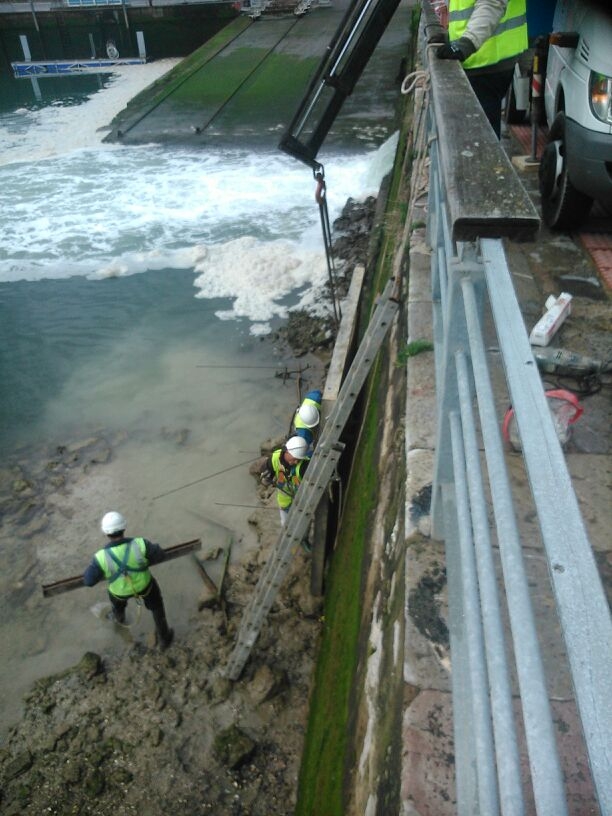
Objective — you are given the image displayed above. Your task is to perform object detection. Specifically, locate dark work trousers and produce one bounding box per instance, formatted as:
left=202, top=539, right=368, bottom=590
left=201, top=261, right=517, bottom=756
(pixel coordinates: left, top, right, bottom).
left=108, top=576, right=165, bottom=618
left=466, top=68, right=514, bottom=139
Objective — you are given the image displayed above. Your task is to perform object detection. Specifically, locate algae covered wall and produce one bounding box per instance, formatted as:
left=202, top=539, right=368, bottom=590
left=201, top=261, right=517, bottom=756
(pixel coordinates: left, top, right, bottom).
left=295, top=285, right=409, bottom=815
left=295, top=30, right=423, bottom=811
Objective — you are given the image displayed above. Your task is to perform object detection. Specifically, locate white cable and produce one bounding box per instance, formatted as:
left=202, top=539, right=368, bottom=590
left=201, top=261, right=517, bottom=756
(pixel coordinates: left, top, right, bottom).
left=400, top=68, right=428, bottom=96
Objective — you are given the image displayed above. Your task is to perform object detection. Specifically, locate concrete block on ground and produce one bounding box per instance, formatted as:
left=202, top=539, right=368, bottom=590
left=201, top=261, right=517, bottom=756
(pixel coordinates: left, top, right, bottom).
left=405, top=448, right=433, bottom=540
left=400, top=688, right=455, bottom=816
left=408, top=246, right=432, bottom=306
left=405, top=354, right=436, bottom=451
left=403, top=535, right=450, bottom=693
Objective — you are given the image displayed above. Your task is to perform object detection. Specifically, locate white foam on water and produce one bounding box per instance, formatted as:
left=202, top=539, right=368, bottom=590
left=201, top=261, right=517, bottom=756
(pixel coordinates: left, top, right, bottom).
left=0, top=59, right=180, bottom=166
left=0, top=57, right=398, bottom=330
left=90, top=601, right=112, bottom=620
left=193, top=237, right=324, bottom=318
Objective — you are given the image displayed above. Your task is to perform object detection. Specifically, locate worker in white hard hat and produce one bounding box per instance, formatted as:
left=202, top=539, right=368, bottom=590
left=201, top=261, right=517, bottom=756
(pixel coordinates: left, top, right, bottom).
left=83, top=511, right=174, bottom=649
left=260, top=436, right=310, bottom=526
left=291, top=389, right=322, bottom=449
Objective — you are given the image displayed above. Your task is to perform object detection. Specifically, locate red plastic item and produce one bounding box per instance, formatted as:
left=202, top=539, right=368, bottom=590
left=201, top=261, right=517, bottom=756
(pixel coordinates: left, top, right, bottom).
left=502, top=389, right=583, bottom=451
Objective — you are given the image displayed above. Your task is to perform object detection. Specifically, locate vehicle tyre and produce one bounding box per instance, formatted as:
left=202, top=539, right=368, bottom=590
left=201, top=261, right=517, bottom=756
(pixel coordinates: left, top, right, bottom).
left=538, top=112, right=593, bottom=230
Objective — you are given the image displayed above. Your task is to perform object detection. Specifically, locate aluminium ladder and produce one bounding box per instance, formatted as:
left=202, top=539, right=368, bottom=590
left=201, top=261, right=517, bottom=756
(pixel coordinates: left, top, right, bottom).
left=224, top=276, right=400, bottom=680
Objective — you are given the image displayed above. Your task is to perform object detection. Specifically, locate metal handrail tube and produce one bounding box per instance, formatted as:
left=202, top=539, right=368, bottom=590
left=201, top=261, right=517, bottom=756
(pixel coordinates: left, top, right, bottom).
left=449, top=410, right=502, bottom=816
left=454, top=351, right=525, bottom=816
left=442, top=479, right=480, bottom=812
left=459, top=285, right=567, bottom=816
left=421, top=4, right=611, bottom=810
left=480, top=238, right=612, bottom=814
left=430, top=264, right=464, bottom=539
left=427, top=132, right=439, bottom=246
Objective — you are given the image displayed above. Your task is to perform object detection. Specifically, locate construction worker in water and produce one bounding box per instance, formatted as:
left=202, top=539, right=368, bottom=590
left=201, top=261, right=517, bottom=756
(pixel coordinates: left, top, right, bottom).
left=83, top=511, right=174, bottom=649
left=260, top=436, right=310, bottom=526
left=291, top=389, right=322, bottom=450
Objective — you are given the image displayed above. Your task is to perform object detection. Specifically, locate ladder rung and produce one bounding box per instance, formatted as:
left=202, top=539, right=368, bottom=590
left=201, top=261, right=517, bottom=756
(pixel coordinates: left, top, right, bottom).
left=224, top=279, right=400, bottom=680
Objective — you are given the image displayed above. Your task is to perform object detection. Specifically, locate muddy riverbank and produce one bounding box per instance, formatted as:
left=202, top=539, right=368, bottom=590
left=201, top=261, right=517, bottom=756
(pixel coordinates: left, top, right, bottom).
left=0, top=521, right=321, bottom=816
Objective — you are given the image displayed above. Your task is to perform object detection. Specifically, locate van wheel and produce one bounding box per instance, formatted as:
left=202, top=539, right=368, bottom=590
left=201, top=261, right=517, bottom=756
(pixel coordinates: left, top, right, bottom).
left=538, top=112, right=593, bottom=230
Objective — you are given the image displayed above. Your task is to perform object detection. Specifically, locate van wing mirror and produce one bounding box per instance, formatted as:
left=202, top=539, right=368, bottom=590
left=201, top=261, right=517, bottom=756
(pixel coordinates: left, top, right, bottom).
left=549, top=31, right=580, bottom=48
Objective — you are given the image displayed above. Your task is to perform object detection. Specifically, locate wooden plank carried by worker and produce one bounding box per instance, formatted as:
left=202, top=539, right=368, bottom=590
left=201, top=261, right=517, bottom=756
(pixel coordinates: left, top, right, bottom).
left=41, top=538, right=202, bottom=598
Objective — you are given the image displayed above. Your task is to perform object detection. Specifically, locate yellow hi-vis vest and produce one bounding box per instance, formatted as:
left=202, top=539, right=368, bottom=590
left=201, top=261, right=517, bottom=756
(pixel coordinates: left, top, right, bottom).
left=94, top=537, right=151, bottom=597
left=449, top=0, right=527, bottom=70
left=271, top=449, right=308, bottom=509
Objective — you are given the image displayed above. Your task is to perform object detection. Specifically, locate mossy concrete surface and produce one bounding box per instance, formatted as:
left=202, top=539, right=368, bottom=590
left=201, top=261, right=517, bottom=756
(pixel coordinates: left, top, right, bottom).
left=105, top=5, right=351, bottom=147
left=294, top=46, right=416, bottom=814
left=105, top=16, right=252, bottom=142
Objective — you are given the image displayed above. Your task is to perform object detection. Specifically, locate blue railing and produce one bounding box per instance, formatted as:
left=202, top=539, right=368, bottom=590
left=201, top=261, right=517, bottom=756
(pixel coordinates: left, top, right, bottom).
left=420, top=3, right=612, bottom=814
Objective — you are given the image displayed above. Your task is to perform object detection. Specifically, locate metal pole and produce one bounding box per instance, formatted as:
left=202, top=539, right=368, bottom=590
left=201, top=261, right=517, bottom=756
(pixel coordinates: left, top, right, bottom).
left=29, top=1, right=40, bottom=33
left=529, top=52, right=541, bottom=162
left=19, top=34, right=32, bottom=61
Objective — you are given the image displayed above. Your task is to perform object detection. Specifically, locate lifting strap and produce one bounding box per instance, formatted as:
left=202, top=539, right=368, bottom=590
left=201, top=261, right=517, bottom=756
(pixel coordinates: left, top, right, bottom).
left=106, top=540, right=148, bottom=586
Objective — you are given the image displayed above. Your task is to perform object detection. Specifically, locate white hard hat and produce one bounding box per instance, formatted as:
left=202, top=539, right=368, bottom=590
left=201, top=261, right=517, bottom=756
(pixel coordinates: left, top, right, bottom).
left=297, top=403, right=320, bottom=428
left=101, top=511, right=127, bottom=535
left=285, top=436, right=309, bottom=459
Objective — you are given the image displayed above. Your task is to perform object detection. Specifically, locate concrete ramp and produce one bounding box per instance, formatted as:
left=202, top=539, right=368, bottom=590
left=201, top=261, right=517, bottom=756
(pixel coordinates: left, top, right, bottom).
left=105, top=7, right=352, bottom=147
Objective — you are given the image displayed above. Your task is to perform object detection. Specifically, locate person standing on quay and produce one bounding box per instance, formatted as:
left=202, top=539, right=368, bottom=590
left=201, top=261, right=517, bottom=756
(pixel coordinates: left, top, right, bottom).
left=434, top=0, right=528, bottom=138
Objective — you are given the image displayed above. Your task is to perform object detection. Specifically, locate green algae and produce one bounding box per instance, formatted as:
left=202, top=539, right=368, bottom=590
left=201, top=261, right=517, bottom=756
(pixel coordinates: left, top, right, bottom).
left=294, top=38, right=416, bottom=813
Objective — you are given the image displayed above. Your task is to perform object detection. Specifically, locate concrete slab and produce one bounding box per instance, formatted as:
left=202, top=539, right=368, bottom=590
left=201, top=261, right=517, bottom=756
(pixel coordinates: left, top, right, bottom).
left=403, top=535, right=450, bottom=693
left=405, top=230, right=436, bottom=453
left=405, top=449, right=434, bottom=540
left=400, top=689, right=455, bottom=816
left=405, top=356, right=436, bottom=452
left=511, top=154, right=540, bottom=172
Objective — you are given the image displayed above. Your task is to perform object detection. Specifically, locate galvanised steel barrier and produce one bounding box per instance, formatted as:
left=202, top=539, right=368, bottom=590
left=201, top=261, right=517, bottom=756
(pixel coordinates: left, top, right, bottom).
left=420, top=4, right=612, bottom=815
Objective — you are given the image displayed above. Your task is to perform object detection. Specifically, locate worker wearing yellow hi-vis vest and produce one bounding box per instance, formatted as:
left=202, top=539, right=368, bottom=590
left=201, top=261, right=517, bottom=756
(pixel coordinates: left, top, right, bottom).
left=83, top=511, right=174, bottom=649
left=260, top=436, right=310, bottom=527
left=432, top=0, right=527, bottom=138
left=291, top=388, right=322, bottom=450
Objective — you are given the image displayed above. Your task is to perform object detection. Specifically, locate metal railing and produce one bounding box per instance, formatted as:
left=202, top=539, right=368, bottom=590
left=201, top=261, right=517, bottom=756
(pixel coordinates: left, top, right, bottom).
left=420, top=4, right=612, bottom=815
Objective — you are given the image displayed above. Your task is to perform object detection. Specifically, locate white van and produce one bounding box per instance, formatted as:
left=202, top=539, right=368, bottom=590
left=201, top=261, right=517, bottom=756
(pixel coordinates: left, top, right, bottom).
left=538, top=0, right=612, bottom=229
